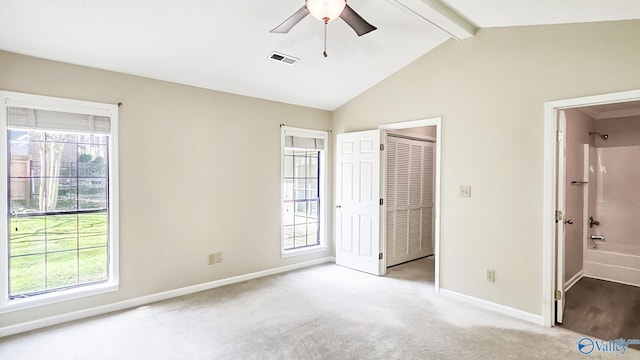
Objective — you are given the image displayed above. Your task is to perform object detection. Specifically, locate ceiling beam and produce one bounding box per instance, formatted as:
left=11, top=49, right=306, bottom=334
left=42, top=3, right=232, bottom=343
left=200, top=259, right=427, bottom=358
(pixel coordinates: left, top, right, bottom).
left=390, top=0, right=476, bottom=40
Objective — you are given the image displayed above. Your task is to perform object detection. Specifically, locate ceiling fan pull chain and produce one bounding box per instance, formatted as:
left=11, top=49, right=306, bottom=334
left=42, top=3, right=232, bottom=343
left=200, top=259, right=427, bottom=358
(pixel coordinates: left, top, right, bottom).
left=323, top=18, right=328, bottom=57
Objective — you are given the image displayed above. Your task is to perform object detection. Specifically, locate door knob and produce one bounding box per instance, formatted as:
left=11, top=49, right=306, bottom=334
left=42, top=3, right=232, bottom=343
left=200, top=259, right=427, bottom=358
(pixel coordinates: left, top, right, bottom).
left=564, top=219, right=573, bottom=225
left=336, top=205, right=341, bottom=209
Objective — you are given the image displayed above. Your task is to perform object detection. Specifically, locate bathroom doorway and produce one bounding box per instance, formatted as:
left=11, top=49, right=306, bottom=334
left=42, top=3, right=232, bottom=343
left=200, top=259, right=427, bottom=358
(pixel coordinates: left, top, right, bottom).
left=543, top=90, right=640, bottom=344
left=559, top=103, right=640, bottom=346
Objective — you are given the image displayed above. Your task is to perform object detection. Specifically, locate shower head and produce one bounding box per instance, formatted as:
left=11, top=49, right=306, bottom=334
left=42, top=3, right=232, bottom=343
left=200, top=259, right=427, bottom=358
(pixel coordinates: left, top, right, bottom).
left=589, top=131, right=609, bottom=141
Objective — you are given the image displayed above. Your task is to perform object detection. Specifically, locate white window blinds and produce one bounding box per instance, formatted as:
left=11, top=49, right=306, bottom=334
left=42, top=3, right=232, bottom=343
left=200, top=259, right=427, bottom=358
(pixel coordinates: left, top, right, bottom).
left=7, top=107, right=111, bottom=134
left=284, top=135, right=325, bottom=150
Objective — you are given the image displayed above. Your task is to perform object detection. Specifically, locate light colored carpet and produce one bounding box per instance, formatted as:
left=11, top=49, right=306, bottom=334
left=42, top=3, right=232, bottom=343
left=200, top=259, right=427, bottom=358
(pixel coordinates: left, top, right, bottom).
left=1, top=257, right=638, bottom=359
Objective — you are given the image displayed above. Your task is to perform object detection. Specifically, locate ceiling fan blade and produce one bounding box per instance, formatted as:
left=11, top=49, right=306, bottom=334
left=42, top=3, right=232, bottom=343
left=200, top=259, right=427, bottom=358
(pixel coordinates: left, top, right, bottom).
left=339, top=4, right=377, bottom=36
left=270, top=6, right=310, bottom=33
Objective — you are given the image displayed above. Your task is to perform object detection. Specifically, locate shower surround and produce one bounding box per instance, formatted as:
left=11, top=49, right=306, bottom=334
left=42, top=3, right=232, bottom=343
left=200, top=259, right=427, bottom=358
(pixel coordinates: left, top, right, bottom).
left=584, top=145, right=640, bottom=287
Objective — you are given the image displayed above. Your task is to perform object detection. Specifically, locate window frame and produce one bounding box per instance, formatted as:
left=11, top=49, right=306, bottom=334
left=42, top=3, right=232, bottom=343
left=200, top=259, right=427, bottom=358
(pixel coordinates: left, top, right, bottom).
left=280, top=126, right=328, bottom=258
left=0, top=91, right=119, bottom=313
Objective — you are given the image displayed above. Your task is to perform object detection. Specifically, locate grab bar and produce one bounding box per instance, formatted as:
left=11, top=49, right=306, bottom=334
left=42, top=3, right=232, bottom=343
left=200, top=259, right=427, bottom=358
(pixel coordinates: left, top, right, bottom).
left=590, top=235, right=605, bottom=241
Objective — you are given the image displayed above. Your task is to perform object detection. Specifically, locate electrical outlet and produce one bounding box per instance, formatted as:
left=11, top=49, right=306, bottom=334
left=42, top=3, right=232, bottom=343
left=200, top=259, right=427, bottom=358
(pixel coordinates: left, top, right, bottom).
left=486, top=269, right=496, bottom=282
left=208, top=252, right=223, bottom=265
left=459, top=185, right=471, bottom=198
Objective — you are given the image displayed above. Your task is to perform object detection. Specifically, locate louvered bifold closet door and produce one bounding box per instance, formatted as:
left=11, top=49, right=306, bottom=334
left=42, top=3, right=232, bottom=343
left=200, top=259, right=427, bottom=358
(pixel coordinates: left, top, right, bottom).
left=394, top=140, right=410, bottom=264
left=421, top=144, right=435, bottom=256
left=386, top=140, right=396, bottom=259
left=407, top=143, right=422, bottom=263
left=386, top=136, right=434, bottom=267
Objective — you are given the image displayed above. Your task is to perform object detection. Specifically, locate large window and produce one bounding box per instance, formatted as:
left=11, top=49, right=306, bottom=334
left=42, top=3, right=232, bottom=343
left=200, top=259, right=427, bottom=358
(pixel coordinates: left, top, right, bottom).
left=0, top=91, right=118, bottom=311
left=281, top=126, right=327, bottom=256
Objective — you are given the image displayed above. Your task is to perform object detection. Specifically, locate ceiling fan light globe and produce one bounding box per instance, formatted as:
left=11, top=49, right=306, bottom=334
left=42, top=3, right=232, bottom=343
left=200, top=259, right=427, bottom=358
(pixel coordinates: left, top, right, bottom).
left=306, top=0, right=346, bottom=23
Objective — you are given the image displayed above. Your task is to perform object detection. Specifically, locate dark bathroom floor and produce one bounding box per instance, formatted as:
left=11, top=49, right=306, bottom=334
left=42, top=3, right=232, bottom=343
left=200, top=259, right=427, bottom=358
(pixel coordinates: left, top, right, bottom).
left=559, top=277, right=640, bottom=349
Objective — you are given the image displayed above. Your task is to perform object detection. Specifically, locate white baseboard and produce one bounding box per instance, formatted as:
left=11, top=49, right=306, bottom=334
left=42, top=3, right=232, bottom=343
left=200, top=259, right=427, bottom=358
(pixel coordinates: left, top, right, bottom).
left=439, top=289, right=544, bottom=326
left=564, top=270, right=584, bottom=292
left=584, top=261, right=640, bottom=288
left=583, top=274, right=640, bottom=288
left=0, top=256, right=335, bottom=338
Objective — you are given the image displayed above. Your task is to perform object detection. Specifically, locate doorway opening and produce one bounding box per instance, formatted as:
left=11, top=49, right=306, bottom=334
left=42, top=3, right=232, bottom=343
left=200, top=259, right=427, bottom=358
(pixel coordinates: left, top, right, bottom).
left=543, top=90, right=640, bottom=332
left=333, top=118, right=441, bottom=292
left=556, top=103, right=640, bottom=346
left=380, top=118, right=441, bottom=292
left=384, top=127, right=436, bottom=282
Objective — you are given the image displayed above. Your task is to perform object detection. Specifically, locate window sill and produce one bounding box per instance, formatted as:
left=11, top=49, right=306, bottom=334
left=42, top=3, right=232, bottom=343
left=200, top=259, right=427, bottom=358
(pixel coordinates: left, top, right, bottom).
left=0, top=281, right=119, bottom=314
left=281, top=245, right=328, bottom=259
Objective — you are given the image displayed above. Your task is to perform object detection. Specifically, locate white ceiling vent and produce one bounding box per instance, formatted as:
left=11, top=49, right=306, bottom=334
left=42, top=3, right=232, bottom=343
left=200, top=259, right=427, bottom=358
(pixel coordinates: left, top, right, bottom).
left=269, top=51, right=299, bottom=65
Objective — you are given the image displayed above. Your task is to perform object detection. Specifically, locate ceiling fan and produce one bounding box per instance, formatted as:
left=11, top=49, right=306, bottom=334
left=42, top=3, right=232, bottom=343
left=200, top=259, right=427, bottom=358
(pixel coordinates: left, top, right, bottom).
left=270, top=0, right=377, bottom=57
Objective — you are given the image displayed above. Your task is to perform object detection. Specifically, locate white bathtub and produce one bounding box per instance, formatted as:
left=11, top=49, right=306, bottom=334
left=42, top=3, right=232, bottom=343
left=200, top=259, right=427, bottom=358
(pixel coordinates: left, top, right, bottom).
left=584, top=242, right=640, bottom=287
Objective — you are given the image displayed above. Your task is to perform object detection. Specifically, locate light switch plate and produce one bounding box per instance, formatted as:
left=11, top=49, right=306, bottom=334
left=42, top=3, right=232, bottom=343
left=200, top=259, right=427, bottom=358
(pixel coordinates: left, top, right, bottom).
left=459, top=185, right=471, bottom=198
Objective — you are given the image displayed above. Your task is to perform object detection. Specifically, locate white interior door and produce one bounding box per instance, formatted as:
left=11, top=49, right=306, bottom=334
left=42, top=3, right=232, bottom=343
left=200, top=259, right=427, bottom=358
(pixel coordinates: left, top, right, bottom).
left=335, top=130, right=383, bottom=275
left=556, top=111, right=567, bottom=323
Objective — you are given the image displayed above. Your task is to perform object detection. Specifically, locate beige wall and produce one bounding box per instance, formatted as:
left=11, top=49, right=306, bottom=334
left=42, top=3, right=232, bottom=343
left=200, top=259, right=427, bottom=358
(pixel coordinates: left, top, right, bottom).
left=333, top=20, right=640, bottom=315
left=563, top=109, right=595, bottom=284
left=0, top=51, right=332, bottom=327
left=594, top=115, right=640, bottom=147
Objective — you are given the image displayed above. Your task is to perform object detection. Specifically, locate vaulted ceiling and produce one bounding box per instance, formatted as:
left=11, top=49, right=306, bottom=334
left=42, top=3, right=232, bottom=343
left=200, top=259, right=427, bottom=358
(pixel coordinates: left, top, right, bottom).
left=1, top=0, right=639, bottom=110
